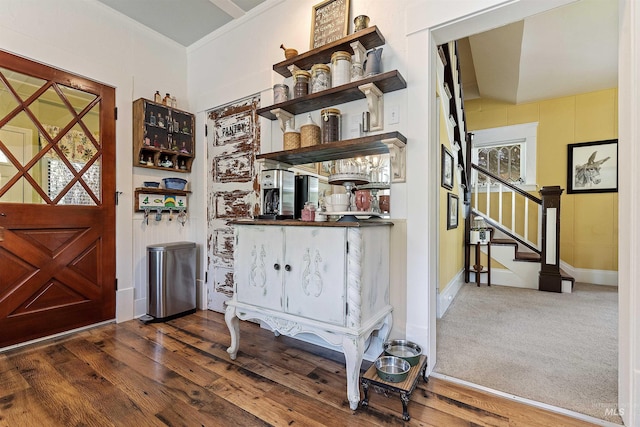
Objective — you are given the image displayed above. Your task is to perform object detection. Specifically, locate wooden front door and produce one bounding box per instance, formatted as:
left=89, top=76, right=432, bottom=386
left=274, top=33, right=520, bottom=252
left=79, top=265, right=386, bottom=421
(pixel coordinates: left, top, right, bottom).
left=0, top=50, right=116, bottom=348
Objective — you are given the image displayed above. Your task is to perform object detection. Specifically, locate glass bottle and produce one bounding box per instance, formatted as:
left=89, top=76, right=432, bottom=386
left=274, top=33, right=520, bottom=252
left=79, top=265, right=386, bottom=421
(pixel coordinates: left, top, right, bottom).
left=163, top=93, right=171, bottom=106
left=171, top=96, right=177, bottom=108
left=157, top=113, right=165, bottom=128
left=154, top=91, right=161, bottom=103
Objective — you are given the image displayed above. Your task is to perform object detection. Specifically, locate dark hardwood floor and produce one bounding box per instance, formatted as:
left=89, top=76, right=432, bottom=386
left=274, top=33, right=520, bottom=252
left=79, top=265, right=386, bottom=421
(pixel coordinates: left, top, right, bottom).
left=0, top=310, right=599, bottom=426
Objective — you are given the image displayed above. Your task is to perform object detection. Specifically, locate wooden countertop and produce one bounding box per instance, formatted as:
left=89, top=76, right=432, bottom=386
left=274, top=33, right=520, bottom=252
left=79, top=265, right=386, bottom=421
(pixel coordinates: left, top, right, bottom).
left=228, top=218, right=394, bottom=227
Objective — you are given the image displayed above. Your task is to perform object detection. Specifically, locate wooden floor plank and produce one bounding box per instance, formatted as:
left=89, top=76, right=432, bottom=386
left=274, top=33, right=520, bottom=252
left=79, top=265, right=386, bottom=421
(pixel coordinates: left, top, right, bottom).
left=0, top=311, right=603, bottom=427
left=12, top=349, right=115, bottom=426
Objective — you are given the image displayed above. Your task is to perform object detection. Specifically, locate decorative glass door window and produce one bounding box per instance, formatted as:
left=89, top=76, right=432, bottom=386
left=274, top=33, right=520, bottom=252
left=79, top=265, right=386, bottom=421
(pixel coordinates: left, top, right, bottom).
left=0, top=67, right=102, bottom=205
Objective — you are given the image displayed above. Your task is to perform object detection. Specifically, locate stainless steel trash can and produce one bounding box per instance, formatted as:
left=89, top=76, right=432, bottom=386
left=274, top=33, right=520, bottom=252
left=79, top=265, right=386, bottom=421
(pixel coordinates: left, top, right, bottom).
left=146, top=241, right=196, bottom=322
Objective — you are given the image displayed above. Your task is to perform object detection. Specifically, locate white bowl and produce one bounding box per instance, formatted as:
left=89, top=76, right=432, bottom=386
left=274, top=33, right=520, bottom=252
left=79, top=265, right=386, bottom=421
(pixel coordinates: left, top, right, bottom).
left=329, top=193, right=349, bottom=205
left=333, top=203, right=349, bottom=212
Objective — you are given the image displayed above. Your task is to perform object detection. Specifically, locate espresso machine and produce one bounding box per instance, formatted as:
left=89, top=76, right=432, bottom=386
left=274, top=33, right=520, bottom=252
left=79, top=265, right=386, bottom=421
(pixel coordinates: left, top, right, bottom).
left=294, top=175, right=319, bottom=219
left=259, top=169, right=294, bottom=219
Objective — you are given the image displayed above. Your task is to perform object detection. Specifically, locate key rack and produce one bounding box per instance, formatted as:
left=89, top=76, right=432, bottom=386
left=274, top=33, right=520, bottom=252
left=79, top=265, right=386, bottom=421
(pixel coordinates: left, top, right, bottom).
left=135, top=188, right=190, bottom=212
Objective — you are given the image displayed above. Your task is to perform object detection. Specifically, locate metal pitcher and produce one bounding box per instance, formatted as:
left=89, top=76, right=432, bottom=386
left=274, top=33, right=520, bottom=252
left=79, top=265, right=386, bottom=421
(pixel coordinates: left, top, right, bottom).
left=363, top=47, right=383, bottom=77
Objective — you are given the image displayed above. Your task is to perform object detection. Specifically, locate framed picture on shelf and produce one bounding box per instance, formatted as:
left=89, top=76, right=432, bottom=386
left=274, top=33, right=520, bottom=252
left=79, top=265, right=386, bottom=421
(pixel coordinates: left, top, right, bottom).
left=441, top=144, right=454, bottom=190
left=567, top=139, right=618, bottom=194
left=310, top=0, right=350, bottom=49
left=447, top=193, right=459, bottom=230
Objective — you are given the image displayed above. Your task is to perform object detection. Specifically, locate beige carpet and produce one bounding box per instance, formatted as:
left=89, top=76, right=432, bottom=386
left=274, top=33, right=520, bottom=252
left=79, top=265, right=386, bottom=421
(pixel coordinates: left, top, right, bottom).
left=435, top=282, right=621, bottom=424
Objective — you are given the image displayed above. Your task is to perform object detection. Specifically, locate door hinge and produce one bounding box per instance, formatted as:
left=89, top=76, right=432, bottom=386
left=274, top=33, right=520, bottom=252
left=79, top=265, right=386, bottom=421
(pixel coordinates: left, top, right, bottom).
left=205, top=271, right=208, bottom=283
left=114, top=107, right=118, bottom=120
left=346, top=241, right=349, bottom=253
left=115, top=191, right=122, bottom=205
left=115, top=278, right=118, bottom=289
left=205, top=124, right=208, bottom=137
left=345, top=302, right=349, bottom=316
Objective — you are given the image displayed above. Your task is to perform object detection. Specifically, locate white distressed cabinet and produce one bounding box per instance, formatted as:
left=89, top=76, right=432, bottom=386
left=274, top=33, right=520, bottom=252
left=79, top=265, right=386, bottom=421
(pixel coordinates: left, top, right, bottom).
left=226, top=221, right=393, bottom=410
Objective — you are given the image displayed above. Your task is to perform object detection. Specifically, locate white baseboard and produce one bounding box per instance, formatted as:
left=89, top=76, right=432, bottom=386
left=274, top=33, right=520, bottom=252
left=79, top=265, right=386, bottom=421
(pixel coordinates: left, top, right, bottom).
left=437, top=269, right=464, bottom=318
left=116, top=287, right=135, bottom=322
left=559, top=261, right=618, bottom=286
left=134, top=298, right=147, bottom=318
left=196, top=279, right=207, bottom=309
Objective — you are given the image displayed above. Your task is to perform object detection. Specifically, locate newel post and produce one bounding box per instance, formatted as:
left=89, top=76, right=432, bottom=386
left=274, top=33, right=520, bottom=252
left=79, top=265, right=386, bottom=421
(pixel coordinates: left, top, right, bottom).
left=538, top=186, right=564, bottom=292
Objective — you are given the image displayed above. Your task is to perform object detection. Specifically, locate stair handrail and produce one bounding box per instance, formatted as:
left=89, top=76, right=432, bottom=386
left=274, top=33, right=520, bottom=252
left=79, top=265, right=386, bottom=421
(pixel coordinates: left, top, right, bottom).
left=470, top=210, right=541, bottom=254
left=471, top=164, right=541, bottom=204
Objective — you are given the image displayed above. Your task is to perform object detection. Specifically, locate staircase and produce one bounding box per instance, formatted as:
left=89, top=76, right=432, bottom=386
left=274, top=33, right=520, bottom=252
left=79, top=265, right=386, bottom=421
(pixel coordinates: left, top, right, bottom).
left=438, top=41, right=574, bottom=293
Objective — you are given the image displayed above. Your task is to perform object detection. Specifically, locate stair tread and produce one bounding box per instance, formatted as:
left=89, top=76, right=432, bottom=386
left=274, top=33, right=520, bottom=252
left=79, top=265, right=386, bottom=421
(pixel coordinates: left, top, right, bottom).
left=491, top=238, right=518, bottom=245
left=560, top=268, right=575, bottom=282
left=515, top=252, right=541, bottom=262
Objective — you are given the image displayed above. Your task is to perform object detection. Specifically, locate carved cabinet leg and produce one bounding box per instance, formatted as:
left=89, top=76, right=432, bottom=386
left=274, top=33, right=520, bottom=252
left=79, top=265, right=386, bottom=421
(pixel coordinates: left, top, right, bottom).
left=225, top=304, right=240, bottom=360
left=342, top=334, right=365, bottom=410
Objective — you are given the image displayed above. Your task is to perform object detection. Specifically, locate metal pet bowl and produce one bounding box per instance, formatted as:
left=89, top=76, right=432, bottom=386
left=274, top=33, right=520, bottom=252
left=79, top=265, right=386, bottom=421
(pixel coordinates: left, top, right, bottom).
left=162, top=177, right=187, bottom=191
left=375, top=356, right=410, bottom=383
left=383, top=339, right=422, bottom=366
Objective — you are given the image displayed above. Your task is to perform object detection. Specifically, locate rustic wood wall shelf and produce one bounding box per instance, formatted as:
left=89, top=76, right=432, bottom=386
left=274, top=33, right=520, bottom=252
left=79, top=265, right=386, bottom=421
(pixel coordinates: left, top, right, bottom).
left=257, top=70, right=406, bottom=121
left=256, top=131, right=406, bottom=165
left=273, top=26, right=385, bottom=77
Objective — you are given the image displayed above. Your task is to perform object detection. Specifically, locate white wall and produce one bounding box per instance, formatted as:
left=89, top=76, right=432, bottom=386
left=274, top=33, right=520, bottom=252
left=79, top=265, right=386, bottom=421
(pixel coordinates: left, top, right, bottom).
left=0, top=0, right=192, bottom=322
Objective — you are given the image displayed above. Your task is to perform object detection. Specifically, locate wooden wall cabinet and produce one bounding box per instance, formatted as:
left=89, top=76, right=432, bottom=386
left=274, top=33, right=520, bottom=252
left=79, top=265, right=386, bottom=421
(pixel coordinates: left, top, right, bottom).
left=133, top=98, right=195, bottom=173
left=226, top=221, right=393, bottom=411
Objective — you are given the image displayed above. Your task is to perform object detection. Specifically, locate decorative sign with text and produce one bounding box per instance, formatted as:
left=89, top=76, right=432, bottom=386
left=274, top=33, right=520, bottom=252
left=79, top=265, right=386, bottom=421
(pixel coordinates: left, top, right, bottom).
left=310, top=0, right=350, bottom=49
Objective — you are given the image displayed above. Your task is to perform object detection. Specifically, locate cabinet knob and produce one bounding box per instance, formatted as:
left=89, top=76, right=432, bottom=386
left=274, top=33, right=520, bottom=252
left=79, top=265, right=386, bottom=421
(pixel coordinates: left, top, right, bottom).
left=274, top=263, right=280, bottom=270
left=284, top=265, right=291, bottom=272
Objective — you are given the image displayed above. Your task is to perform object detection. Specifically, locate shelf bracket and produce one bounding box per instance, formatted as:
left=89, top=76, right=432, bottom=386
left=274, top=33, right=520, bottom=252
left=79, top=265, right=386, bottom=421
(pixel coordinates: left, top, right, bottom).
left=350, top=41, right=367, bottom=65
left=358, top=83, right=384, bottom=131
left=256, top=157, right=293, bottom=171
left=270, top=108, right=294, bottom=132
left=287, top=64, right=301, bottom=76
left=382, top=137, right=406, bottom=183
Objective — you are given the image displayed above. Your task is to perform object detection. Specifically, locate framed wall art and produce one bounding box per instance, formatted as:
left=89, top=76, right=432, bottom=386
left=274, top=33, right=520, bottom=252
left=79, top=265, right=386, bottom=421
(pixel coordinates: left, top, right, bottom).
left=567, top=139, right=618, bottom=194
left=310, top=0, right=350, bottom=49
left=441, top=144, right=454, bottom=190
left=447, top=193, right=459, bottom=230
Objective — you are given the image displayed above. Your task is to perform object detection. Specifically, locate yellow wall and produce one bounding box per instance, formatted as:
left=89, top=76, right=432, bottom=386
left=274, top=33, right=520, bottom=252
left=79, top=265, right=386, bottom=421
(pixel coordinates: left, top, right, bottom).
left=439, top=104, right=466, bottom=292
left=466, top=88, right=618, bottom=271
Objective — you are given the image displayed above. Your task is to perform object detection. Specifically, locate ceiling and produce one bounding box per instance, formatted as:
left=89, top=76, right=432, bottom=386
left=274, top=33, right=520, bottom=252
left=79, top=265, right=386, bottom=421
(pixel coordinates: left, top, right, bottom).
left=96, top=0, right=618, bottom=105
left=96, top=0, right=267, bottom=46
left=458, top=0, right=618, bottom=104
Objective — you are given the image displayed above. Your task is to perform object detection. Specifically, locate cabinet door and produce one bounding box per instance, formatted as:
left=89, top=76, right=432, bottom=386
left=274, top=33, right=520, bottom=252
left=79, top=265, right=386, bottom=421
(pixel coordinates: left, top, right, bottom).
left=284, top=227, right=347, bottom=325
left=235, top=226, right=284, bottom=311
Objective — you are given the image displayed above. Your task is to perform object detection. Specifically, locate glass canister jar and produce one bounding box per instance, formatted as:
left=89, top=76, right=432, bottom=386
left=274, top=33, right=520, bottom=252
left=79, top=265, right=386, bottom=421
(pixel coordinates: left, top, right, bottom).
left=293, top=70, right=311, bottom=98
left=331, top=51, right=352, bottom=87
left=301, top=202, right=316, bottom=221
left=310, top=64, right=331, bottom=93
left=273, top=83, right=289, bottom=103
left=320, top=108, right=341, bottom=143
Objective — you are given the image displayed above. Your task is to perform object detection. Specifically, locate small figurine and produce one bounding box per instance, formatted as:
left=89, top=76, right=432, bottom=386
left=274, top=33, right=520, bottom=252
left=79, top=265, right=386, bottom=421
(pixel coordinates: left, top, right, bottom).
left=159, top=156, right=173, bottom=168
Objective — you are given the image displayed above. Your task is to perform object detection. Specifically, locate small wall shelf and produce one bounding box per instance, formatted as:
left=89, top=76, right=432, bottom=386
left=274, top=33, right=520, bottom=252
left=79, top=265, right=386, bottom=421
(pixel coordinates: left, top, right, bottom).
left=135, top=187, right=190, bottom=212
left=133, top=98, right=195, bottom=173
